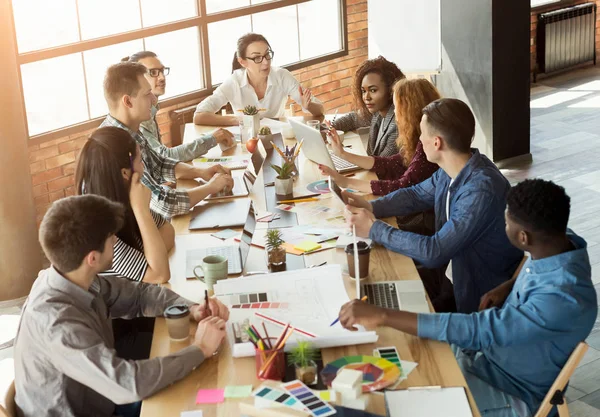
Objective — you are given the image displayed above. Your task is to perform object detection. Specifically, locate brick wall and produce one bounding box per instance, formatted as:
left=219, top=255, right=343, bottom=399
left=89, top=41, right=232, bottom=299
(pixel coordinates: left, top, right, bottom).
left=27, top=0, right=368, bottom=225
left=530, top=0, right=600, bottom=77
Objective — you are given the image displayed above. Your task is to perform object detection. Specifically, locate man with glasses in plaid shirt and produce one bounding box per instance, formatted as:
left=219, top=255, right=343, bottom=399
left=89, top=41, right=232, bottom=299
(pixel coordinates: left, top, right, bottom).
left=100, top=62, right=233, bottom=219
left=122, top=51, right=235, bottom=162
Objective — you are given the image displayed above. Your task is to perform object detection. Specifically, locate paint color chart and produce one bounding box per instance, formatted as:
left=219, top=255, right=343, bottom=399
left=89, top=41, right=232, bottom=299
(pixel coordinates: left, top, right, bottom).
left=281, top=380, right=337, bottom=417
left=252, top=386, right=305, bottom=411
left=226, top=292, right=291, bottom=310
left=374, top=346, right=402, bottom=368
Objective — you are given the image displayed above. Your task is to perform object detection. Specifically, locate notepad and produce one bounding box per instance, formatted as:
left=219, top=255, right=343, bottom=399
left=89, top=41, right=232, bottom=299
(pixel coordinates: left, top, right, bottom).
left=180, top=411, right=203, bottom=417
left=224, top=385, right=253, bottom=398
left=293, top=240, right=322, bottom=252
left=385, top=387, right=474, bottom=417
left=195, top=389, right=224, bottom=404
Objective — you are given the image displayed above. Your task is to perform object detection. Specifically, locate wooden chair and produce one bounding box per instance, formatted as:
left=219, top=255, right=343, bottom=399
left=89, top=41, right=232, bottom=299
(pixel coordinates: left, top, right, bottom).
left=534, top=342, right=589, bottom=417
left=0, top=380, right=15, bottom=417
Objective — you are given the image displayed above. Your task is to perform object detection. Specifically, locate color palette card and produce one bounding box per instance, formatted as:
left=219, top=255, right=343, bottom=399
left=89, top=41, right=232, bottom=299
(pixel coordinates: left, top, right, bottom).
left=195, top=389, right=224, bottom=404
left=281, top=380, right=337, bottom=417
left=252, top=386, right=306, bottom=411
left=373, top=346, right=402, bottom=369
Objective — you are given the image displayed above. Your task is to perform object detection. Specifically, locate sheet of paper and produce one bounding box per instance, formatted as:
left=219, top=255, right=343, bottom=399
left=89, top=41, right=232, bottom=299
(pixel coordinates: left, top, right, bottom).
left=195, top=389, right=225, bottom=404
left=336, top=234, right=372, bottom=249
left=214, top=265, right=378, bottom=357
left=385, top=387, right=474, bottom=417
left=224, top=385, right=253, bottom=398
left=180, top=411, right=203, bottom=417
left=211, top=229, right=239, bottom=240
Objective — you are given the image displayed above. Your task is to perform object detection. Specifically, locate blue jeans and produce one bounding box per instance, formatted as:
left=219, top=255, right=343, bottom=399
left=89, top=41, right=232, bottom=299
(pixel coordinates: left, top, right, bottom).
left=114, top=401, right=142, bottom=417
left=453, top=346, right=531, bottom=417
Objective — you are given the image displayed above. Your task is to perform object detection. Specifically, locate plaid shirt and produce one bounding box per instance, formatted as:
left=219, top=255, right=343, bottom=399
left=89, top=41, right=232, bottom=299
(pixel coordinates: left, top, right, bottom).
left=101, top=115, right=191, bottom=218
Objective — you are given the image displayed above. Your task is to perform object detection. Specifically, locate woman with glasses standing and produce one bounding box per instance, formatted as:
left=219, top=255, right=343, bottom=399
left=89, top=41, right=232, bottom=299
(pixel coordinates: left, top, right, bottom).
left=194, top=33, right=324, bottom=126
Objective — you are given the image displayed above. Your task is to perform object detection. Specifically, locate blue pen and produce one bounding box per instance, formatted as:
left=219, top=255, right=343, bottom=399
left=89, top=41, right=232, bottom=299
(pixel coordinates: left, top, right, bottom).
left=330, top=295, right=368, bottom=327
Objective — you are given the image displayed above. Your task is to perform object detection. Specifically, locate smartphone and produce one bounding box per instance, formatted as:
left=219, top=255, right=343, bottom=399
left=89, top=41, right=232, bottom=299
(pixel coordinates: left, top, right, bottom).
left=328, top=176, right=345, bottom=205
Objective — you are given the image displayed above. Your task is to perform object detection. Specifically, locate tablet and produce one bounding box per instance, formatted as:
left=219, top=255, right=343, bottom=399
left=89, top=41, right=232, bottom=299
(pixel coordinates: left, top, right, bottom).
left=328, top=176, right=344, bottom=205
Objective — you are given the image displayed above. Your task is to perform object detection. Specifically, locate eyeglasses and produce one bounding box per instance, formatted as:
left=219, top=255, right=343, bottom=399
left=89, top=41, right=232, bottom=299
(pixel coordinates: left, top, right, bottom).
left=147, top=67, right=170, bottom=77
left=243, top=50, right=274, bottom=64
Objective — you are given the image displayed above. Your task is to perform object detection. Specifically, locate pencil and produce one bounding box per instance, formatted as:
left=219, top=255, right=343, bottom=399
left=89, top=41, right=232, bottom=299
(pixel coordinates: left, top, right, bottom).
left=277, top=193, right=320, bottom=202
left=277, top=198, right=319, bottom=204
left=294, top=139, right=305, bottom=157
left=271, top=142, right=286, bottom=158
left=329, top=296, right=368, bottom=327
left=262, top=323, right=272, bottom=349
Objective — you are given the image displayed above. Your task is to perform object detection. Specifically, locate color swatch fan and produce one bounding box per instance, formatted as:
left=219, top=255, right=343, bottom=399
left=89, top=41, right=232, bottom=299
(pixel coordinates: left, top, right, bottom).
left=321, top=355, right=400, bottom=393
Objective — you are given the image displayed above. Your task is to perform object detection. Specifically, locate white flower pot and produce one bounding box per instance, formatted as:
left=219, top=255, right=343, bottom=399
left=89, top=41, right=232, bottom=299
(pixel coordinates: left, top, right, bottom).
left=258, top=134, right=273, bottom=149
left=243, top=114, right=260, bottom=138
left=275, top=177, right=293, bottom=196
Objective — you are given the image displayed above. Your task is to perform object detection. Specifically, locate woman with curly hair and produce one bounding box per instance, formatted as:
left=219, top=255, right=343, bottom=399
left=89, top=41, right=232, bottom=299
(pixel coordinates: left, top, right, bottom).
left=331, top=56, right=404, bottom=157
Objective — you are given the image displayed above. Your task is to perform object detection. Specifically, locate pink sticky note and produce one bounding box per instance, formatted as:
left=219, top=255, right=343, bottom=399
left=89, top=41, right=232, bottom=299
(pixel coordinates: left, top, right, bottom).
left=195, top=389, right=224, bottom=404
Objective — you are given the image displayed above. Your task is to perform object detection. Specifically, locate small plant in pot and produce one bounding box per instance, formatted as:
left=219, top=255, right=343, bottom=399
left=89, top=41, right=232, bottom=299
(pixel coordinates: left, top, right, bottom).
left=288, top=341, right=318, bottom=385
left=241, top=105, right=260, bottom=137
left=258, top=126, right=273, bottom=150
left=271, top=162, right=294, bottom=196
left=265, top=229, right=286, bottom=268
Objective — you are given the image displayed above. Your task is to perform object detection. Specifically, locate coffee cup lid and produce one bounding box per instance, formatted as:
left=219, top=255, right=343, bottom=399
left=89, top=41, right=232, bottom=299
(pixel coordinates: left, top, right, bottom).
left=164, top=304, right=190, bottom=319
left=344, top=241, right=370, bottom=254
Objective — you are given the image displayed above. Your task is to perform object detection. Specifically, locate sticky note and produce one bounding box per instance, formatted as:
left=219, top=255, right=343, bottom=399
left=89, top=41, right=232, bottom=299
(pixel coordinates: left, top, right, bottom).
left=195, top=389, right=224, bottom=404
left=181, top=411, right=203, bottom=417
left=293, top=240, right=322, bottom=253
left=211, top=229, right=238, bottom=240
left=224, top=385, right=253, bottom=398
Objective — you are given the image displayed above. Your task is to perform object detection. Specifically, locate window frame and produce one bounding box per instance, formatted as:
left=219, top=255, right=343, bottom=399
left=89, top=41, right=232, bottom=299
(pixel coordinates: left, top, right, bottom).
left=12, top=0, right=348, bottom=144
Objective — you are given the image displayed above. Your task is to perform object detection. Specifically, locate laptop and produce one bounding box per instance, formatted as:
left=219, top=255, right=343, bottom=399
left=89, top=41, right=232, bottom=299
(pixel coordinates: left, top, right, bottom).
left=288, top=118, right=361, bottom=173
left=361, top=280, right=430, bottom=313
left=186, top=202, right=256, bottom=278
left=189, top=198, right=251, bottom=230
left=204, top=141, right=266, bottom=200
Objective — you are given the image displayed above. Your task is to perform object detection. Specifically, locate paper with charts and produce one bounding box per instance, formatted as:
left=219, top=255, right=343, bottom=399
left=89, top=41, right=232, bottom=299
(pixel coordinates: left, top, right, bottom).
left=213, top=265, right=378, bottom=357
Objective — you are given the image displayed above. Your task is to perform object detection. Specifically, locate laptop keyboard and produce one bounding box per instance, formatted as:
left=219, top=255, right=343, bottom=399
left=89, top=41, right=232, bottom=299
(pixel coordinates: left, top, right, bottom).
left=330, top=152, right=359, bottom=171
left=197, top=246, right=241, bottom=274
left=363, top=283, right=400, bottom=310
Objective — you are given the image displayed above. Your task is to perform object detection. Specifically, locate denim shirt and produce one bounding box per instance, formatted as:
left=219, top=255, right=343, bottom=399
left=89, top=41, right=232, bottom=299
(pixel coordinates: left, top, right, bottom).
left=370, top=148, right=524, bottom=313
left=418, top=231, right=597, bottom=415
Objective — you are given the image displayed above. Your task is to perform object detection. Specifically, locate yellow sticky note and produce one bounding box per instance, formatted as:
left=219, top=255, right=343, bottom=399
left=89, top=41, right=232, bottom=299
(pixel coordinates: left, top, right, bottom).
left=293, top=240, right=322, bottom=253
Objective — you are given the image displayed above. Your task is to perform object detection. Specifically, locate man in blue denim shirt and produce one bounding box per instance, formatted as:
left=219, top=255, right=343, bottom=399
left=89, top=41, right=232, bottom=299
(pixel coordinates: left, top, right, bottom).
left=344, top=98, right=523, bottom=313
left=338, top=179, right=597, bottom=416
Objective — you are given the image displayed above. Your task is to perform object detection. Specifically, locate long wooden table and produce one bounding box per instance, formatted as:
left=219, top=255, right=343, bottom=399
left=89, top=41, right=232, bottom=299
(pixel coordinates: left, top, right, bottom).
left=140, top=121, right=481, bottom=417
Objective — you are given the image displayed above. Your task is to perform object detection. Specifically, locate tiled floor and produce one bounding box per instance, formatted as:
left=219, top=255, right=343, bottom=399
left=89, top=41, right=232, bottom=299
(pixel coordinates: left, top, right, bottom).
left=2, top=67, right=600, bottom=415
left=502, top=66, right=600, bottom=416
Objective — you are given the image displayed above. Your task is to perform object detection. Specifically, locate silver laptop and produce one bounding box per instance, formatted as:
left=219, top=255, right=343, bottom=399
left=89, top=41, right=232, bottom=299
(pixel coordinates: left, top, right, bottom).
left=361, top=280, right=430, bottom=313
left=186, top=202, right=256, bottom=278
left=288, top=119, right=361, bottom=173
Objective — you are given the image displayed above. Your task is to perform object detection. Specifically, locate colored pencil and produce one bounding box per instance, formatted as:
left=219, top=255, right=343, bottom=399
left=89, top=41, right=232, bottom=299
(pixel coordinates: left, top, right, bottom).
left=277, top=193, right=320, bottom=202
left=277, top=198, right=319, bottom=204
left=254, top=312, right=317, bottom=338
left=262, top=322, right=273, bottom=349
left=329, top=295, right=368, bottom=327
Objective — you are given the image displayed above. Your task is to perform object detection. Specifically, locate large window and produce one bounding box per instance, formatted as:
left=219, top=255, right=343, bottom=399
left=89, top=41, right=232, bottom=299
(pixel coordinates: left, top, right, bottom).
left=11, top=0, right=346, bottom=138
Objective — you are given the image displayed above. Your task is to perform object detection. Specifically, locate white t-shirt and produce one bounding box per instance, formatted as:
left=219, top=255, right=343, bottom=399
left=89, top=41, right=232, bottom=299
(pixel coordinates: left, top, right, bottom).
left=195, top=66, right=321, bottom=119
left=446, top=179, right=454, bottom=283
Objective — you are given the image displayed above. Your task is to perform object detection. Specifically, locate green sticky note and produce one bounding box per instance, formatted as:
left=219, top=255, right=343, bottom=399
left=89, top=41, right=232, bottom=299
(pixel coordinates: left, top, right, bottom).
left=224, top=385, right=253, bottom=398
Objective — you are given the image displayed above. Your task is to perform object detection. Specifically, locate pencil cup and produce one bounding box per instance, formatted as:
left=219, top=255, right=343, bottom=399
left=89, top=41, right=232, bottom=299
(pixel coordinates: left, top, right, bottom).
left=256, top=338, right=286, bottom=381
left=164, top=304, right=190, bottom=341
left=345, top=241, right=371, bottom=279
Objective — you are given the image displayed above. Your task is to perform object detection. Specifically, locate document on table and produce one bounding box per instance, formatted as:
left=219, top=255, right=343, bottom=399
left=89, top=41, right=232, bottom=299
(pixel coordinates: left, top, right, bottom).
left=385, top=386, right=474, bottom=417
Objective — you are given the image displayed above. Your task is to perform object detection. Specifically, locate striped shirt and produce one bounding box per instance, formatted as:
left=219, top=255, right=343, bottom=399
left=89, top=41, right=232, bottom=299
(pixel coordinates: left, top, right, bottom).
left=100, top=115, right=191, bottom=218
left=100, top=210, right=166, bottom=282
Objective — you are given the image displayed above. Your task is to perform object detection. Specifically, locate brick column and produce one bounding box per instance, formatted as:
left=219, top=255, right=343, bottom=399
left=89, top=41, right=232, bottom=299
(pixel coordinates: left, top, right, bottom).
left=0, top=0, right=43, bottom=302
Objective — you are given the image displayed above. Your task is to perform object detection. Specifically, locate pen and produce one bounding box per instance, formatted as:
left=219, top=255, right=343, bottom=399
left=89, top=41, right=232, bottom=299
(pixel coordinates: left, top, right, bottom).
left=329, top=295, right=368, bottom=327
left=204, top=290, right=212, bottom=317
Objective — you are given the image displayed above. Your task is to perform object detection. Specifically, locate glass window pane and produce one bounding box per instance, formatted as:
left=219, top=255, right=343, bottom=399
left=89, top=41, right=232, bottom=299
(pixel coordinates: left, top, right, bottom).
left=83, top=40, right=144, bottom=119
left=78, top=0, right=141, bottom=40
left=208, top=16, right=252, bottom=85
left=11, top=0, right=79, bottom=53
left=252, top=5, right=299, bottom=67
left=298, top=0, right=342, bottom=60
left=144, top=27, right=204, bottom=99
left=140, top=0, right=197, bottom=27
left=206, top=0, right=249, bottom=14
left=21, top=54, right=88, bottom=136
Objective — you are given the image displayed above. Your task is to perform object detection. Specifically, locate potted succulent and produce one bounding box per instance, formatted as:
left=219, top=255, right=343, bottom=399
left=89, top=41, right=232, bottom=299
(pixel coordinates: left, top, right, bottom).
left=265, top=229, right=286, bottom=268
left=258, top=126, right=273, bottom=150
left=271, top=162, right=294, bottom=196
left=288, top=341, right=318, bottom=385
left=241, top=105, right=260, bottom=137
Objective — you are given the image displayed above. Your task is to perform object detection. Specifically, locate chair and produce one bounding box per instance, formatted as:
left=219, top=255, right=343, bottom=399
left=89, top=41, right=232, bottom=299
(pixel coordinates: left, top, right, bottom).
left=534, top=342, right=589, bottom=417
left=0, top=380, right=15, bottom=417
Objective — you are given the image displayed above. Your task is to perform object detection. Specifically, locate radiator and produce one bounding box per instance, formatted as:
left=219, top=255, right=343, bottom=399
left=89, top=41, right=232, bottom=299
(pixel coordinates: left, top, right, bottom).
left=537, top=3, right=596, bottom=75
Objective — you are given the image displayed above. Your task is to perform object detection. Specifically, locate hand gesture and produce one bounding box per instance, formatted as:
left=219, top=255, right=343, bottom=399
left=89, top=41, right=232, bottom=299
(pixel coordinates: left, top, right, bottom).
left=209, top=164, right=231, bottom=177
left=325, top=121, right=344, bottom=157
left=212, top=128, right=235, bottom=148
left=129, top=172, right=151, bottom=213
left=345, top=205, right=376, bottom=238
left=193, top=316, right=227, bottom=357
left=190, top=299, right=230, bottom=322
left=318, top=164, right=348, bottom=187
left=207, top=173, right=234, bottom=194
left=478, top=281, right=512, bottom=311
left=341, top=190, right=371, bottom=210
left=299, top=86, right=314, bottom=110
left=339, top=299, right=386, bottom=331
